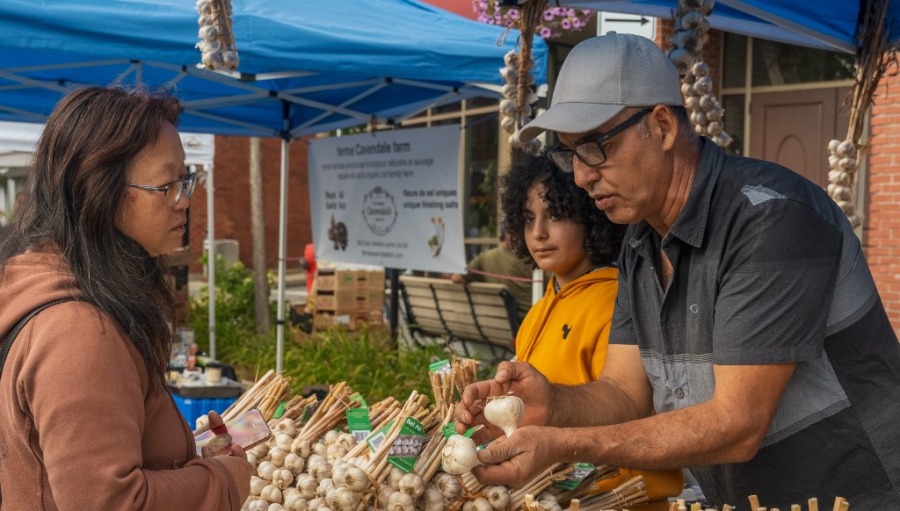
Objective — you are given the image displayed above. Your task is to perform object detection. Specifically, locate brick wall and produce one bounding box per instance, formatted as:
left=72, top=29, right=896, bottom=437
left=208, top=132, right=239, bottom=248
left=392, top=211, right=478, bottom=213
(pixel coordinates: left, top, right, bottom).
left=866, top=72, right=900, bottom=334
left=187, top=136, right=313, bottom=273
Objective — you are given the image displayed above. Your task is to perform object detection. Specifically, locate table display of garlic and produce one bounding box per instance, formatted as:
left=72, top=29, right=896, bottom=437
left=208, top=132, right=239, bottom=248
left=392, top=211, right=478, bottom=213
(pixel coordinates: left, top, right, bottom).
left=232, top=373, right=850, bottom=511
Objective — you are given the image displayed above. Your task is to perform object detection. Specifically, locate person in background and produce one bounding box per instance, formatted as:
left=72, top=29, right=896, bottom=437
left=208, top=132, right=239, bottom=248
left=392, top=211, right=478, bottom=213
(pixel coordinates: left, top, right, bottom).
left=0, top=86, right=252, bottom=509
left=451, top=219, right=535, bottom=318
left=500, top=155, right=681, bottom=510
left=456, top=34, right=900, bottom=510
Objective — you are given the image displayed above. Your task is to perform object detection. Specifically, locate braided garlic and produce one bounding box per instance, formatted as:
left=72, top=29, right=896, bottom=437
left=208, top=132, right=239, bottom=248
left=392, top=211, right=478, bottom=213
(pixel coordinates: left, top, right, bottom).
left=826, top=139, right=862, bottom=228
left=196, top=0, right=239, bottom=71
left=668, top=0, right=733, bottom=147
left=500, top=50, right=541, bottom=155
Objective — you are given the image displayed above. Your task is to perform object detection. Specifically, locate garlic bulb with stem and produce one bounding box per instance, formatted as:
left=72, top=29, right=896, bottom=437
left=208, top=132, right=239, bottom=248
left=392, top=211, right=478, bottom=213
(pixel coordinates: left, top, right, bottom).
left=483, top=395, right=524, bottom=437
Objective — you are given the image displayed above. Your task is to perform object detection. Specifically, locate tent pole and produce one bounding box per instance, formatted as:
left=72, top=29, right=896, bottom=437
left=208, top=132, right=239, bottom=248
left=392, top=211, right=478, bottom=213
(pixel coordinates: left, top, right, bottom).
left=206, top=163, right=217, bottom=360
left=276, top=137, right=289, bottom=373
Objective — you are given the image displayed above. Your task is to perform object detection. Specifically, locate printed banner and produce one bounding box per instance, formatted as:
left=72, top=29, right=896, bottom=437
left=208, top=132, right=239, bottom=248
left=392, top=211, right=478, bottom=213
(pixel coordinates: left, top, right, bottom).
left=308, top=125, right=466, bottom=273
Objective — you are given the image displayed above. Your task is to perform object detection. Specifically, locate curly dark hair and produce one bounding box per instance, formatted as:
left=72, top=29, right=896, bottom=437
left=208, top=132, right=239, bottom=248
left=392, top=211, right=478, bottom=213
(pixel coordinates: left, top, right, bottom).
left=500, top=154, right=626, bottom=269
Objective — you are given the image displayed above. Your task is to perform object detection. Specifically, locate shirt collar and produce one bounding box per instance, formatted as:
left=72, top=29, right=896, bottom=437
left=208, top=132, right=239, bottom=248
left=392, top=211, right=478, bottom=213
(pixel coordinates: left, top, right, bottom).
left=626, top=138, right=724, bottom=252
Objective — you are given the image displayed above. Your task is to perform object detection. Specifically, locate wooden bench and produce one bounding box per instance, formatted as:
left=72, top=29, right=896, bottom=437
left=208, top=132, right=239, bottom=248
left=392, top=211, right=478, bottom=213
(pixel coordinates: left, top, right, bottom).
left=398, top=275, right=520, bottom=359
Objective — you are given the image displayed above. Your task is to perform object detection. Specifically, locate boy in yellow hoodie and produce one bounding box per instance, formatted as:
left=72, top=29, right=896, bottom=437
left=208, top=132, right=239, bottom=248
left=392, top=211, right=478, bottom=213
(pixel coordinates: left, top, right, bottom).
left=500, top=155, right=683, bottom=511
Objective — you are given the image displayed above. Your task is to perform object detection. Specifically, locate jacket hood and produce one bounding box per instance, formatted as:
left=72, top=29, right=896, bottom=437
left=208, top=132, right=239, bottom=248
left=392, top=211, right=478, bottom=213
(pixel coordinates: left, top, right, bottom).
left=0, top=251, right=84, bottom=337
left=550, top=266, right=618, bottom=300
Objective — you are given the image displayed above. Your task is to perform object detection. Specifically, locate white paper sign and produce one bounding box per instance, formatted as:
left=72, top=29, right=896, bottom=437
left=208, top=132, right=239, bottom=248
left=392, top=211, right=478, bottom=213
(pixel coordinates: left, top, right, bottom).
left=308, top=125, right=466, bottom=273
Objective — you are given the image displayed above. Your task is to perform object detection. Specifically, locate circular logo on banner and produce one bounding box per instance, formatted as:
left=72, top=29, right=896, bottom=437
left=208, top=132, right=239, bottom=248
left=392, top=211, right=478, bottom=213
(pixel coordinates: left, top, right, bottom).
left=362, top=186, right=398, bottom=236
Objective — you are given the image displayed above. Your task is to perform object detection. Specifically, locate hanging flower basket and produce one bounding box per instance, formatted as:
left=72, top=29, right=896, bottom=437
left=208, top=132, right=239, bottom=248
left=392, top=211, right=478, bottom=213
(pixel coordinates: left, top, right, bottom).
left=472, top=0, right=593, bottom=40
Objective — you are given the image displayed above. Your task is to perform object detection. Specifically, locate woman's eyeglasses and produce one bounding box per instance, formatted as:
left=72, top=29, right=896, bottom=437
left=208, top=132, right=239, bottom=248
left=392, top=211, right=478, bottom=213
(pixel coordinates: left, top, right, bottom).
left=127, top=172, right=197, bottom=205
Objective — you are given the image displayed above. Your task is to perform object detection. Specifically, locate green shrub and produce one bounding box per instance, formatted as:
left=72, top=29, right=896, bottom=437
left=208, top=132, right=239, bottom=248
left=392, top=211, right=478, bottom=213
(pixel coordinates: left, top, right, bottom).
left=188, top=256, right=445, bottom=402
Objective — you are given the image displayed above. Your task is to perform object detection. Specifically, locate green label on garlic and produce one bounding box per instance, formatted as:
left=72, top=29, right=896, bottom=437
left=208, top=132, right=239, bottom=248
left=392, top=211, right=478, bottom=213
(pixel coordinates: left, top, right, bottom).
left=347, top=394, right=371, bottom=443
left=368, top=417, right=426, bottom=473
left=429, top=359, right=451, bottom=374
left=553, top=462, right=596, bottom=490
left=442, top=422, right=475, bottom=439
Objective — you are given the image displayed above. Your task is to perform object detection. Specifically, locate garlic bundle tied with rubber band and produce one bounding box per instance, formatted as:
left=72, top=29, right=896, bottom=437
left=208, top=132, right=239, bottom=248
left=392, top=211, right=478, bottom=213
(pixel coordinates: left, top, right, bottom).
left=483, top=394, right=524, bottom=437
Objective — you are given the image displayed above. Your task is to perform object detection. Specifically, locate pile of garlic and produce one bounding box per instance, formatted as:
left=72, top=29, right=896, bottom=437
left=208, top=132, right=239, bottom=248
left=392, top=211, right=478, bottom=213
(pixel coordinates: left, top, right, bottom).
left=196, top=0, right=239, bottom=71
left=500, top=50, right=541, bottom=156
left=668, top=0, right=733, bottom=147
left=826, top=139, right=862, bottom=228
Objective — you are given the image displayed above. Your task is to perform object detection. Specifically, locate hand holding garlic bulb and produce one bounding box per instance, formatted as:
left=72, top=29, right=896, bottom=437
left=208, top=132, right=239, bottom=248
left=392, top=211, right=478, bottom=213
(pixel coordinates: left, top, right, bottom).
left=483, top=395, right=524, bottom=438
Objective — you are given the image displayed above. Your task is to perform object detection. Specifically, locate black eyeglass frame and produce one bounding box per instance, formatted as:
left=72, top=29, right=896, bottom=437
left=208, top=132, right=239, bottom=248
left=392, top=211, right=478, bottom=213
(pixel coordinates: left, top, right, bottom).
left=547, top=107, right=654, bottom=173
left=127, top=172, right=197, bottom=204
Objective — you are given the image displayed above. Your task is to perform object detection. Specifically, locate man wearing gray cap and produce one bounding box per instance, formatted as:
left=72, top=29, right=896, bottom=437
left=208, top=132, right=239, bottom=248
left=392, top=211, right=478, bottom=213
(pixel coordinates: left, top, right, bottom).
left=455, top=33, right=900, bottom=510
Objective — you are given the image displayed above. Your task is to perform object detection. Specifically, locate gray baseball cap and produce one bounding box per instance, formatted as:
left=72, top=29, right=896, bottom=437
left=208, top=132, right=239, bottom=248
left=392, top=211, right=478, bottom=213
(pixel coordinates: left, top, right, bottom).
left=518, top=33, right=682, bottom=143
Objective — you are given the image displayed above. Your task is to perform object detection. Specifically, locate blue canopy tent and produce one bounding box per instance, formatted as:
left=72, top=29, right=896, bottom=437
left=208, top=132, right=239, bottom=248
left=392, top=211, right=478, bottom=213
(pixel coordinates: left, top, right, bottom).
left=0, top=0, right=547, bottom=370
left=567, top=0, right=900, bottom=52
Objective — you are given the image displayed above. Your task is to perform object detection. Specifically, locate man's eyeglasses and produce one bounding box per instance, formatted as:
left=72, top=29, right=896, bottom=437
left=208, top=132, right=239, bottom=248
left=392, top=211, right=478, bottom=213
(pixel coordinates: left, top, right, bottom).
left=127, top=172, right=197, bottom=205
left=547, top=107, right=653, bottom=173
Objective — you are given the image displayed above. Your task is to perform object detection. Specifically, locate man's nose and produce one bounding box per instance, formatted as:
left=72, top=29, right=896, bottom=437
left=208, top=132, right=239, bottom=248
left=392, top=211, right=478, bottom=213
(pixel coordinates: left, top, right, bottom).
left=572, top=159, right=599, bottom=192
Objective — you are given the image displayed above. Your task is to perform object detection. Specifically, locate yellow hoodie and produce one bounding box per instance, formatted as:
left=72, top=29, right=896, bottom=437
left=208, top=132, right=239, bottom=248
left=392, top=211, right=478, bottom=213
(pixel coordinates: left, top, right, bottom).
left=515, top=268, right=683, bottom=511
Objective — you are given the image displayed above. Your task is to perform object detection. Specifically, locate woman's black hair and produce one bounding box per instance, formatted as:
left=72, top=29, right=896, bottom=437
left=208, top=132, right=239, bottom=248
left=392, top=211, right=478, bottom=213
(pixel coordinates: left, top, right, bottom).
left=500, top=153, right=626, bottom=269
left=0, top=86, right=183, bottom=386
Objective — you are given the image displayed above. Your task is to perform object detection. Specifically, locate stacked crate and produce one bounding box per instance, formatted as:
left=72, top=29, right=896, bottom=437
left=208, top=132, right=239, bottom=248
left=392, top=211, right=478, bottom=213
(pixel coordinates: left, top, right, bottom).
left=312, top=268, right=385, bottom=330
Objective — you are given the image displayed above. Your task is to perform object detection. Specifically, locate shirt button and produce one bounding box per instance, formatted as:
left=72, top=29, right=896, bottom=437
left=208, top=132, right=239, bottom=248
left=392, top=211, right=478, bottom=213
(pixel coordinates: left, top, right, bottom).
left=675, top=387, right=685, bottom=399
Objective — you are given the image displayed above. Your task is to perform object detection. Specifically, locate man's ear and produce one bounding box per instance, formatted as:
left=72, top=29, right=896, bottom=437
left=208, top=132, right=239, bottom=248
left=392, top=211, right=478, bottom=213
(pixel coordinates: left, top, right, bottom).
left=651, top=105, right=678, bottom=151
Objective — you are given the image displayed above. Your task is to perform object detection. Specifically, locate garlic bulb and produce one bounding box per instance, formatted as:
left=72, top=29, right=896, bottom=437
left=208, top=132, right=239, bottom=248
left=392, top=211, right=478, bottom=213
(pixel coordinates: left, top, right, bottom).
left=268, top=446, right=288, bottom=467
left=387, top=490, right=415, bottom=511
left=441, top=435, right=479, bottom=475
left=378, top=486, right=396, bottom=507
left=272, top=468, right=295, bottom=490
left=434, top=473, right=462, bottom=501
left=258, top=461, right=278, bottom=481
left=484, top=395, right=524, bottom=437
left=462, top=498, right=493, bottom=511
left=248, top=499, right=270, bottom=511
left=268, top=504, right=286, bottom=511
left=388, top=466, right=404, bottom=490
left=261, top=484, right=284, bottom=504
left=295, top=473, right=318, bottom=499
left=329, top=487, right=361, bottom=511
left=283, top=453, right=305, bottom=475
left=273, top=418, right=298, bottom=437
left=251, top=475, right=268, bottom=496
left=485, top=486, right=510, bottom=510
left=275, top=433, right=294, bottom=451
left=291, top=438, right=312, bottom=458
left=398, top=473, right=425, bottom=498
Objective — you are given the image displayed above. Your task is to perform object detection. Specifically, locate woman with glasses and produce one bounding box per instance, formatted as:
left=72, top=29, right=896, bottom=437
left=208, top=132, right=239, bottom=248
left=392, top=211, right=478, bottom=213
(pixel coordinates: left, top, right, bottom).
left=499, top=155, right=683, bottom=510
left=0, top=86, right=252, bottom=509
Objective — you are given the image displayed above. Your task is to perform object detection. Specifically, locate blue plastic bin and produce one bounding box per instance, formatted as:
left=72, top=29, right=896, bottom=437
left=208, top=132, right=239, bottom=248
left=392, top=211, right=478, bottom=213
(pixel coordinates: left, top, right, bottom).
left=172, top=394, right=238, bottom=429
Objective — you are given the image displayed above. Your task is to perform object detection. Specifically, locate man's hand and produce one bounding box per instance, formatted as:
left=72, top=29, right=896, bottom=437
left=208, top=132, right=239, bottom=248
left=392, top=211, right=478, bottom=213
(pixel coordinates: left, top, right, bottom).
left=471, top=425, right=565, bottom=487
left=455, top=361, right=555, bottom=443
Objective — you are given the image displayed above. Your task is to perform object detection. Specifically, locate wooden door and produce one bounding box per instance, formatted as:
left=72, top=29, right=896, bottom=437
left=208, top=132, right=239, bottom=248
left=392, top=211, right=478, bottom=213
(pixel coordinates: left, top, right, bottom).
left=749, top=87, right=850, bottom=187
